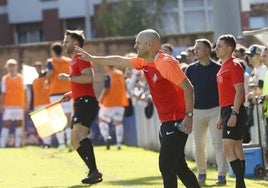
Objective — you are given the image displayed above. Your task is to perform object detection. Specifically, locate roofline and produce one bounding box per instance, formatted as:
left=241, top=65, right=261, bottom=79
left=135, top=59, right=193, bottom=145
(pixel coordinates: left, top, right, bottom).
left=243, top=27, right=268, bottom=35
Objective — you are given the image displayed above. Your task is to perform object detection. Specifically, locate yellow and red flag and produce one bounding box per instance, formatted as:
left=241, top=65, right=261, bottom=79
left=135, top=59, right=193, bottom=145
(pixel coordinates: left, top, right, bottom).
left=29, top=101, right=67, bottom=139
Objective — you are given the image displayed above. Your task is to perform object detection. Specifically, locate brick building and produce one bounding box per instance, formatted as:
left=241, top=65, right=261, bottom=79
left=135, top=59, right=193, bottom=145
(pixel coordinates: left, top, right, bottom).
left=0, top=0, right=267, bottom=46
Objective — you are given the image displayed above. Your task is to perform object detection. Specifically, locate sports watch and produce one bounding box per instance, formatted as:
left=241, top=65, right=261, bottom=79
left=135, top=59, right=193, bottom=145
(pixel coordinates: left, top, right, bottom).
left=231, top=110, right=239, bottom=116
left=186, top=112, right=193, bottom=118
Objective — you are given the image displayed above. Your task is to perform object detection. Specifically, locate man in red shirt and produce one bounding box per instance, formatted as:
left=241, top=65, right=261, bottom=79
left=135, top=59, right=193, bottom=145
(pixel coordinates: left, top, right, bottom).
left=215, top=34, right=246, bottom=188
left=76, top=29, right=200, bottom=188
left=59, top=30, right=102, bottom=185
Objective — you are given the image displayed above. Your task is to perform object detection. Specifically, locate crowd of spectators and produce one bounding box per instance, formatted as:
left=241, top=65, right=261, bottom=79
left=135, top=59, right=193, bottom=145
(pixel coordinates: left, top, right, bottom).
left=0, top=36, right=267, bottom=165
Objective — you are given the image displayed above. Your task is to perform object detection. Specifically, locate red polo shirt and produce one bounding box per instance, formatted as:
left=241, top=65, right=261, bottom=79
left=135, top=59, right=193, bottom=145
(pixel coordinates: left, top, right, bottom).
left=217, top=57, right=245, bottom=107
left=130, top=50, right=186, bottom=122
left=70, top=54, right=96, bottom=100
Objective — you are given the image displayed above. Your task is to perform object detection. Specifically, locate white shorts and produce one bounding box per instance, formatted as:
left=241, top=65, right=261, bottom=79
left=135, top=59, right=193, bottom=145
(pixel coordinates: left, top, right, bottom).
left=50, top=95, right=73, bottom=114
left=98, top=106, right=125, bottom=122
left=2, top=107, right=24, bottom=121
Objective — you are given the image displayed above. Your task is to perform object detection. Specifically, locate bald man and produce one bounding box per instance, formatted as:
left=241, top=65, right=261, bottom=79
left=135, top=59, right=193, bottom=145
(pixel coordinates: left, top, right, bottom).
left=76, top=29, right=200, bottom=188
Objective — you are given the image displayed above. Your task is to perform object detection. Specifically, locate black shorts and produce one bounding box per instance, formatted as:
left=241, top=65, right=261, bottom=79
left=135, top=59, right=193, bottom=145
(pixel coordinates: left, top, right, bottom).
left=221, top=105, right=247, bottom=140
left=71, top=96, right=99, bottom=129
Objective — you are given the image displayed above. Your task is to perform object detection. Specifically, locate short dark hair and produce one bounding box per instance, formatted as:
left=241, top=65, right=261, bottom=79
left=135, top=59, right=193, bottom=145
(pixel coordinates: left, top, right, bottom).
left=65, top=30, right=85, bottom=47
left=195, top=39, right=212, bottom=51
left=51, top=42, right=62, bottom=56
left=186, top=46, right=195, bottom=53
left=218, top=34, right=236, bottom=52
left=161, top=43, right=173, bottom=53
left=210, top=49, right=219, bottom=61
left=236, top=44, right=246, bottom=55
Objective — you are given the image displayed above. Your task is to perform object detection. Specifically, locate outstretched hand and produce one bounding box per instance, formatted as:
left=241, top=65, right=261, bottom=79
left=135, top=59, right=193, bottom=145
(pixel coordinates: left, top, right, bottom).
left=75, top=46, right=92, bottom=62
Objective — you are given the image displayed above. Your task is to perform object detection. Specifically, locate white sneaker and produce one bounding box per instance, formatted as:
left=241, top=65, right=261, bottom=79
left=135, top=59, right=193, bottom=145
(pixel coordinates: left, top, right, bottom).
left=66, top=140, right=73, bottom=152
left=57, top=144, right=66, bottom=151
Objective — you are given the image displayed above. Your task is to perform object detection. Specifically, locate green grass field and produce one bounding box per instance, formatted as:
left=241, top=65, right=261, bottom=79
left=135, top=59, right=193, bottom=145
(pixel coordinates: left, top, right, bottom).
left=0, top=145, right=268, bottom=188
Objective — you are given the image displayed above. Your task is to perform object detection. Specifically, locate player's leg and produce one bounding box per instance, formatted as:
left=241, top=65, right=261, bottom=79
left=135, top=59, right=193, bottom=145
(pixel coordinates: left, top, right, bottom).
left=235, top=106, right=247, bottom=179
left=71, top=97, right=102, bottom=184
left=50, top=95, right=67, bottom=150
left=98, top=106, right=112, bottom=149
left=159, top=121, right=200, bottom=188
left=61, top=99, right=73, bottom=151
left=13, top=108, right=24, bottom=148
left=14, top=120, right=23, bottom=148
left=113, top=107, right=125, bottom=150
left=192, top=109, right=208, bottom=183
left=221, top=106, right=246, bottom=188
left=42, top=136, right=52, bottom=148
left=64, top=112, right=72, bottom=151
left=159, top=122, right=178, bottom=188
left=174, top=129, right=200, bottom=187
left=1, top=108, right=13, bottom=148
left=1, top=120, right=12, bottom=148
left=223, top=139, right=245, bottom=188
left=208, top=107, right=228, bottom=184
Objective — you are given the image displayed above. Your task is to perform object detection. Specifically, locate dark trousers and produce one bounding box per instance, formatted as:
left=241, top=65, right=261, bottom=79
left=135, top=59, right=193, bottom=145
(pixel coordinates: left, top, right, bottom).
left=159, top=121, right=200, bottom=188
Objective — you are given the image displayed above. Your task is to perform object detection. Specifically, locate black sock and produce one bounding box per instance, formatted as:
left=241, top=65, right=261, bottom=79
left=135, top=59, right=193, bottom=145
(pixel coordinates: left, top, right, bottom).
left=77, top=138, right=97, bottom=173
left=230, top=159, right=246, bottom=188
left=241, top=160, right=246, bottom=177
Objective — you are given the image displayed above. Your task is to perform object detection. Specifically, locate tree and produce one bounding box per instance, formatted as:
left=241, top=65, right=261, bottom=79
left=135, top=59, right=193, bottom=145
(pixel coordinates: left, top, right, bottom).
left=94, top=0, right=164, bottom=37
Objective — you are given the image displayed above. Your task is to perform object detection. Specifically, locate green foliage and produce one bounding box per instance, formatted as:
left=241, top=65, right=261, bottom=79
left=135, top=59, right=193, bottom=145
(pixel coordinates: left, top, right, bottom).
left=94, top=0, right=164, bottom=37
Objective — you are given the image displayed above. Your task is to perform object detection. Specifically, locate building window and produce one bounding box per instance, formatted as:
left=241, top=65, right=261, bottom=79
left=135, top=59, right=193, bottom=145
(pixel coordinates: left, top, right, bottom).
left=160, top=12, right=181, bottom=34
left=64, top=18, right=85, bottom=31
left=18, top=30, right=42, bottom=43
left=249, top=16, right=265, bottom=29
left=183, top=0, right=204, bottom=7
left=16, top=23, right=42, bottom=44
left=185, top=11, right=205, bottom=32
left=184, top=9, right=213, bottom=32
left=161, top=0, right=212, bottom=34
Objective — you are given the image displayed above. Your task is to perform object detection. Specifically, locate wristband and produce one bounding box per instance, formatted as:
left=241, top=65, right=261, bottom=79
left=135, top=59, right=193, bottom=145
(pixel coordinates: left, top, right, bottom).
left=231, top=110, right=239, bottom=116
left=68, top=75, right=72, bottom=81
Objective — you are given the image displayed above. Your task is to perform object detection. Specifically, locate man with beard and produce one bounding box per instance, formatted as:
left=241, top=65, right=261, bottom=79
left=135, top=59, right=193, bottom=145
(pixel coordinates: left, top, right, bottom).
left=76, top=29, right=200, bottom=188
left=59, top=30, right=102, bottom=184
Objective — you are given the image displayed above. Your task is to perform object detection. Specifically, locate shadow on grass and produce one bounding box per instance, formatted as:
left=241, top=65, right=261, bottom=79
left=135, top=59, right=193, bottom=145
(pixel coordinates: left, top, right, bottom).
left=34, top=185, right=95, bottom=188
left=198, top=183, right=225, bottom=187
left=105, top=176, right=162, bottom=186
left=33, top=177, right=160, bottom=188
left=68, top=185, right=95, bottom=188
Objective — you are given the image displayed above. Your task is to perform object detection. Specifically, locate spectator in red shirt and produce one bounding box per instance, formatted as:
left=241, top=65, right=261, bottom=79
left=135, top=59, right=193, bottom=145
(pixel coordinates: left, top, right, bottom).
left=215, top=34, right=247, bottom=188
left=76, top=29, right=200, bottom=188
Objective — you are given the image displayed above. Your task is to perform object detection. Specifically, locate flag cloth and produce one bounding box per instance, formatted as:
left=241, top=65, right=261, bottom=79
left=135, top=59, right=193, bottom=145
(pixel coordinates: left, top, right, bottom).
left=29, top=101, right=67, bottom=139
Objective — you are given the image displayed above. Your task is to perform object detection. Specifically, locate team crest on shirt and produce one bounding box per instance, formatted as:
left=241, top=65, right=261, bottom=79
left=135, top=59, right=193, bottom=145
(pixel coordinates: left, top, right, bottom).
left=233, top=59, right=240, bottom=66
left=143, top=68, right=148, bottom=72
left=217, top=76, right=223, bottom=83
left=153, top=74, right=158, bottom=83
